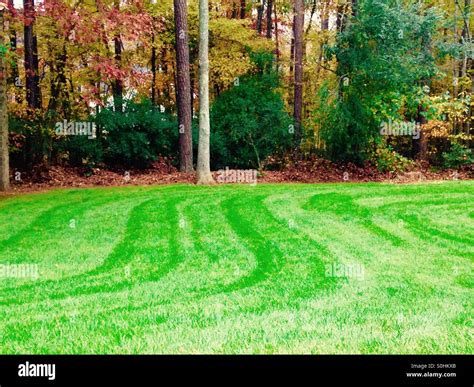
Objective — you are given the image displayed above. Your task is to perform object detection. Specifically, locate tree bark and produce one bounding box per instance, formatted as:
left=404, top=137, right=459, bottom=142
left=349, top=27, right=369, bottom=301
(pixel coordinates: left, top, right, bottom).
left=151, top=28, right=157, bottom=104
left=112, top=0, right=123, bottom=112
left=461, top=0, right=471, bottom=132
left=293, top=0, right=304, bottom=145
left=413, top=12, right=432, bottom=160
left=240, top=0, right=246, bottom=19
left=274, top=0, right=280, bottom=69
left=256, top=0, right=265, bottom=34
left=306, top=0, right=317, bottom=35
left=321, top=0, right=329, bottom=31
left=337, top=0, right=349, bottom=32
left=336, top=2, right=343, bottom=32
left=289, top=13, right=295, bottom=76
left=231, top=1, right=238, bottom=18
left=112, top=37, right=123, bottom=112
left=196, top=0, right=214, bottom=184
left=266, top=0, right=273, bottom=38
left=0, top=8, right=10, bottom=191
left=174, top=0, right=193, bottom=172
left=48, top=44, right=69, bottom=115
left=414, top=104, right=428, bottom=160
left=23, top=0, right=41, bottom=110
left=7, top=0, right=18, bottom=93
left=315, top=1, right=329, bottom=82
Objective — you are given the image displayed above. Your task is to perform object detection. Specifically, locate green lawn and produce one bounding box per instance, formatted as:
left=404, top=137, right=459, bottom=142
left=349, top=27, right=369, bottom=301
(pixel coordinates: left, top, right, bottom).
left=0, top=181, right=472, bottom=354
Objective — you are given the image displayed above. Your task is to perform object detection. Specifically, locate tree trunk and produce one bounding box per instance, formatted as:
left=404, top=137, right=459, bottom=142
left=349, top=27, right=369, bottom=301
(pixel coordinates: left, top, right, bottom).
left=321, top=0, right=329, bottom=31
left=8, top=0, right=18, bottom=94
left=413, top=20, right=432, bottom=159
left=112, top=37, right=123, bottom=112
left=151, top=29, right=157, bottom=104
left=256, top=0, right=265, bottom=34
left=461, top=0, right=471, bottom=132
left=174, top=0, right=193, bottom=172
left=266, top=0, right=273, bottom=38
left=112, top=0, right=123, bottom=112
left=414, top=104, right=428, bottom=160
left=23, top=0, right=41, bottom=110
left=293, top=0, right=304, bottom=145
left=289, top=13, right=295, bottom=76
left=274, top=0, right=280, bottom=69
left=315, top=1, right=329, bottom=82
left=306, top=0, right=317, bottom=35
left=413, top=8, right=432, bottom=160
left=240, top=0, right=246, bottom=19
left=48, top=44, right=69, bottom=115
left=190, top=75, right=194, bottom=120
left=337, top=0, right=349, bottom=32
left=231, top=1, right=238, bottom=18
left=336, top=2, right=343, bottom=32
left=196, top=0, right=214, bottom=184
left=0, top=8, right=10, bottom=191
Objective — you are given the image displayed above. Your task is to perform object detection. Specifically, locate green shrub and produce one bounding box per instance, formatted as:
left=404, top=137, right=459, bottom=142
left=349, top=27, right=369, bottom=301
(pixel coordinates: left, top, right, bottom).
left=54, top=135, right=103, bottom=169
left=95, top=99, right=178, bottom=169
left=369, top=140, right=414, bottom=173
left=210, top=52, right=292, bottom=169
left=442, top=141, right=474, bottom=169
left=8, top=115, right=53, bottom=169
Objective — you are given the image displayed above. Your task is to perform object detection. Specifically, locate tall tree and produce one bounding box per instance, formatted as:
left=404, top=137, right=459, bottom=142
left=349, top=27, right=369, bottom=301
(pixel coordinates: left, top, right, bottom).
left=196, top=0, right=214, bottom=184
left=293, top=0, right=304, bottom=144
left=174, top=0, right=193, bottom=172
left=0, top=4, right=9, bottom=191
left=23, top=0, right=41, bottom=110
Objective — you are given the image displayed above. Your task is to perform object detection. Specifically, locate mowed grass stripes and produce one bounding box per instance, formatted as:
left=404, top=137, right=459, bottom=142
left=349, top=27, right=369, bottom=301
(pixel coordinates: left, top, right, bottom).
left=0, top=181, right=472, bottom=354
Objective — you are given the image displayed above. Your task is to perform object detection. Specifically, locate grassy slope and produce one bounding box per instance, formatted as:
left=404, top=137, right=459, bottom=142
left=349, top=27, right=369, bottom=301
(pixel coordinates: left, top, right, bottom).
left=0, top=181, right=472, bottom=354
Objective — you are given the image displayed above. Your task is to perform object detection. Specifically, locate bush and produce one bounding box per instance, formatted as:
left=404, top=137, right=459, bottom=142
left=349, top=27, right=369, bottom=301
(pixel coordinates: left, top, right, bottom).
left=96, top=99, right=178, bottom=169
left=210, top=51, right=292, bottom=169
left=369, top=140, right=414, bottom=173
left=54, top=134, right=103, bottom=170
left=9, top=115, right=53, bottom=169
left=442, top=141, right=474, bottom=169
